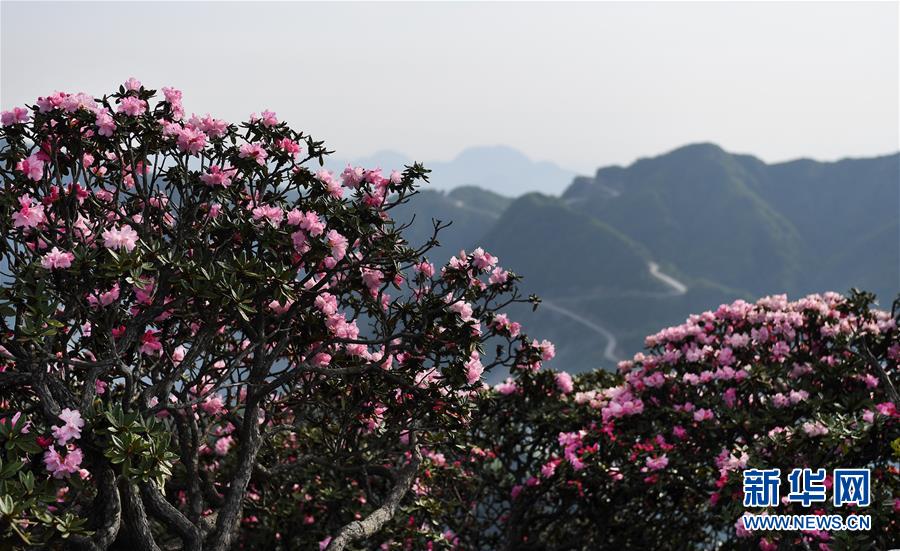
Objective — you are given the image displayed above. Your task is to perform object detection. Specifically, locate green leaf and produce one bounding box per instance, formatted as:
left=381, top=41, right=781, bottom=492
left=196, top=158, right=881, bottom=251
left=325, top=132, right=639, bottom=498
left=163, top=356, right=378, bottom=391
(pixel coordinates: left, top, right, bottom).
left=0, top=494, right=15, bottom=516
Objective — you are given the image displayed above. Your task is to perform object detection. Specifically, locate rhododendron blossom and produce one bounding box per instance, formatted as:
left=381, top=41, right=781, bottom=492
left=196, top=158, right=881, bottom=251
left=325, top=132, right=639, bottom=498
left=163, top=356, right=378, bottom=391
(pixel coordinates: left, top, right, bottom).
left=102, top=224, right=139, bottom=251
left=0, top=81, right=549, bottom=551
left=16, top=154, right=44, bottom=181
left=11, top=194, right=46, bottom=228
left=1, top=105, right=30, bottom=125
left=41, top=247, right=75, bottom=270
left=50, top=409, right=84, bottom=445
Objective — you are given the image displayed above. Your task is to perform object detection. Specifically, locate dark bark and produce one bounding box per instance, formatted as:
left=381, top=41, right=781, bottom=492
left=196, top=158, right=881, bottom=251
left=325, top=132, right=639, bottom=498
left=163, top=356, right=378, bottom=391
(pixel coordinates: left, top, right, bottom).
left=118, top=481, right=161, bottom=551
left=205, top=398, right=264, bottom=551
left=325, top=444, right=422, bottom=551
left=67, top=467, right=121, bottom=551
left=141, top=483, right=203, bottom=551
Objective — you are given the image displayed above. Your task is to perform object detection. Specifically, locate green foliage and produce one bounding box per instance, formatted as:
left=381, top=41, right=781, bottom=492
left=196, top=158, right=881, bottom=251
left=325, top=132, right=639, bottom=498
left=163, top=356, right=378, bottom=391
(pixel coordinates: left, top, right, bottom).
left=95, top=406, right=178, bottom=488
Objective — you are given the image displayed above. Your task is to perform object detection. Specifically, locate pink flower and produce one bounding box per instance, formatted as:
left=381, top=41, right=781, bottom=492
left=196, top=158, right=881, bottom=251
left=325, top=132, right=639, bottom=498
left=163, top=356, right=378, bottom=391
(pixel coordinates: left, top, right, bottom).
left=87, top=283, right=120, bottom=308
left=645, top=455, right=669, bottom=471
left=123, top=77, right=142, bottom=91
left=175, top=127, right=207, bottom=155
left=642, top=371, right=665, bottom=388
left=161, top=87, right=184, bottom=119
left=275, top=137, right=301, bottom=158
left=102, top=225, right=139, bottom=252
left=189, top=113, right=228, bottom=137
left=315, top=170, right=343, bottom=198
left=771, top=340, right=790, bottom=359
left=489, top=267, right=509, bottom=285
left=1, top=106, right=30, bottom=126
left=541, top=460, right=558, bottom=478
left=296, top=211, right=325, bottom=236
left=533, top=339, right=556, bottom=361
left=44, top=446, right=83, bottom=478
left=252, top=109, right=278, bottom=127
left=471, top=247, right=497, bottom=270
left=252, top=204, right=284, bottom=226
left=51, top=408, right=84, bottom=445
left=41, top=247, right=75, bottom=270
left=341, top=165, right=364, bottom=188
left=495, top=378, right=517, bottom=395
left=35, top=91, right=67, bottom=112
left=788, top=389, right=808, bottom=404
left=465, top=353, right=484, bottom=384
left=693, top=408, right=714, bottom=422
left=326, top=230, right=348, bottom=261
left=723, top=387, right=737, bottom=408
left=201, top=165, right=235, bottom=187
left=239, top=143, right=268, bottom=165
left=201, top=395, right=225, bottom=415
left=802, top=421, right=829, bottom=437
left=140, top=330, right=162, bottom=356
left=291, top=230, right=309, bottom=254
left=16, top=154, right=44, bottom=181
left=268, top=299, right=294, bottom=315
left=12, top=194, right=46, bottom=228
left=735, top=515, right=752, bottom=538
left=95, top=108, right=116, bottom=136
left=875, top=401, right=897, bottom=416
left=415, top=261, right=435, bottom=278
left=449, top=301, right=474, bottom=322
left=117, top=96, right=147, bottom=116
left=555, top=372, right=574, bottom=394
left=214, top=435, right=234, bottom=456
left=60, top=92, right=97, bottom=113
left=717, top=347, right=734, bottom=366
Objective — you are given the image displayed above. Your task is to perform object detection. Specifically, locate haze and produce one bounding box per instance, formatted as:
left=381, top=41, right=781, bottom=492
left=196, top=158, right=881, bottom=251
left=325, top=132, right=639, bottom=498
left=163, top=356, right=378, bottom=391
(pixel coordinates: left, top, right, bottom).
left=1, top=1, right=897, bottom=174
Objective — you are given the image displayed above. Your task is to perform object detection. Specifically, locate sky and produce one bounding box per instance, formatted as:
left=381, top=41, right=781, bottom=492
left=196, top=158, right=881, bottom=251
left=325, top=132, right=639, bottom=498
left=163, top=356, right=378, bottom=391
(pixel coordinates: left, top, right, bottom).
left=1, top=1, right=898, bottom=174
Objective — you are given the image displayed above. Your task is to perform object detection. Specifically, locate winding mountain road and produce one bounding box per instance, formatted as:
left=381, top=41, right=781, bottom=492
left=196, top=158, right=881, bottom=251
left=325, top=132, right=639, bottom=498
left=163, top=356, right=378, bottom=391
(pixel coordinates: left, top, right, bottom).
left=540, top=300, right=621, bottom=364
left=540, top=262, right=689, bottom=365
left=647, top=261, right=688, bottom=296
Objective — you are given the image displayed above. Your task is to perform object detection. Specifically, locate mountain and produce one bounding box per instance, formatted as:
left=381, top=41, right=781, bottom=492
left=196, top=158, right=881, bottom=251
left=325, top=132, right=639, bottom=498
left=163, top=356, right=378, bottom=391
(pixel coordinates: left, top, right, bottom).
left=562, top=144, right=810, bottom=296
left=392, top=143, right=899, bottom=375
left=389, top=186, right=512, bottom=261
left=564, top=144, right=899, bottom=301
left=480, top=193, right=661, bottom=296
left=328, top=145, right=577, bottom=196
left=740, top=153, right=900, bottom=300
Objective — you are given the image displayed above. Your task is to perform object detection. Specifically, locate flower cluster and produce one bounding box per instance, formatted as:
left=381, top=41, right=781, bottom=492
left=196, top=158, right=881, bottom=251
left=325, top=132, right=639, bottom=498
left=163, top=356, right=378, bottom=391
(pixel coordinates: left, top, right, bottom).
left=464, top=291, right=899, bottom=548
left=0, top=80, right=549, bottom=550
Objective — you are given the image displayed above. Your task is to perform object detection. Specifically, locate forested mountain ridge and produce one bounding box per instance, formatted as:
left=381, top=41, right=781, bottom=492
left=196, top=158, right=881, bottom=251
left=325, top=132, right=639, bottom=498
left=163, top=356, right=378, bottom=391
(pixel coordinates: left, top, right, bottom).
left=390, top=144, right=899, bottom=373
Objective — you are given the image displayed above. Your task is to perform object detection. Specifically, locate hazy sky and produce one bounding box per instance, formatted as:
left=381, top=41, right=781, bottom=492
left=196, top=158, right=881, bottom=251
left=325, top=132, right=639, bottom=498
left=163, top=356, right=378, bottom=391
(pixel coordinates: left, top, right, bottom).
left=2, top=1, right=897, bottom=173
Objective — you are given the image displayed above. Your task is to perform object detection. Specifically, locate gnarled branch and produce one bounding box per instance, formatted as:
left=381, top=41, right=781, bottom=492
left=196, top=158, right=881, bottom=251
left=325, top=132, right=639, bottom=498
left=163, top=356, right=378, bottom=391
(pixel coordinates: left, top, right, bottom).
left=325, top=443, right=422, bottom=551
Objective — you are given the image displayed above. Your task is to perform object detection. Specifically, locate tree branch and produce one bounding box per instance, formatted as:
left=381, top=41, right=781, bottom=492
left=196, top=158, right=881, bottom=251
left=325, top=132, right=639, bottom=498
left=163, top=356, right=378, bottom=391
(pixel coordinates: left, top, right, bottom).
left=325, top=442, right=422, bottom=551
left=140, top=483, right=203, bottom=551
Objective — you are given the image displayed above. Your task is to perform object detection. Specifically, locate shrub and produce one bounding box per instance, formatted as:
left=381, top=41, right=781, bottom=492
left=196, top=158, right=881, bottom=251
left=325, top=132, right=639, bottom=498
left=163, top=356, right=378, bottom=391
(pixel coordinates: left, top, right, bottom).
left=0, top=81, right=548, bottom=550
left=417, top=291, right=898, bottom=549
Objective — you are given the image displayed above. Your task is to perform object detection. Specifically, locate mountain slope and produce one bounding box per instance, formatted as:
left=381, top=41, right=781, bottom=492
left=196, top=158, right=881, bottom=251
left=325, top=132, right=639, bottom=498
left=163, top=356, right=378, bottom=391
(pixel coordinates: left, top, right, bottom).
left=480, top=193, right=663, bottom=296
left=394, top=144, right=898, bottom=374
left=389, top=187, right=511, bottom=263
left=562, top=143, right=896, bottom=297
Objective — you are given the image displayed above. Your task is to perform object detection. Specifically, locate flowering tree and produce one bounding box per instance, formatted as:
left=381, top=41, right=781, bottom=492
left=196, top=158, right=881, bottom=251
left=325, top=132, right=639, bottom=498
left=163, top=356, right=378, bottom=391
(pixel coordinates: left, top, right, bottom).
left=0, top=81, right=552, bottom=550
left=223, top=291, right=899, bottom=550
left=413, top=291, right=897, bottom=549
